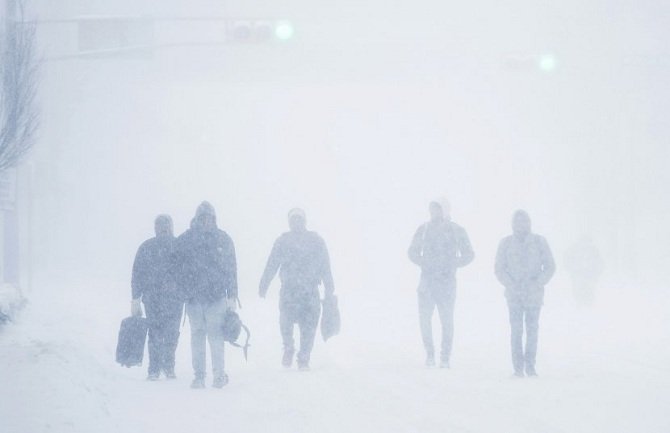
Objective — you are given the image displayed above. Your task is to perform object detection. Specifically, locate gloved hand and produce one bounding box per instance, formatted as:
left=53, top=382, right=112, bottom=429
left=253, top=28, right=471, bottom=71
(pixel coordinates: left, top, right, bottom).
left=226, top=297, right=238, bottom=312
left=131, top=299, right=143, bottom=317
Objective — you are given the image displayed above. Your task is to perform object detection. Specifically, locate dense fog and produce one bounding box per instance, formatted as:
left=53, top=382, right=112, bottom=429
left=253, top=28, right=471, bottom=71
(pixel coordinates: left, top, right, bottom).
left=26, top=0, right=669, bottom=295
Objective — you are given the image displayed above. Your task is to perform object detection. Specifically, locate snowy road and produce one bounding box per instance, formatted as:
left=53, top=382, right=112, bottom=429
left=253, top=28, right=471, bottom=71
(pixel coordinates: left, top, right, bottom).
left=2, top=283, right=669, bottom=433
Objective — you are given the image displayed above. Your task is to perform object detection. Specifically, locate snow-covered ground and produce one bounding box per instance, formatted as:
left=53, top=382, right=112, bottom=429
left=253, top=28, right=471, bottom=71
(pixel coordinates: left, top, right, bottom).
left=2, top=281, right=669, bottom=433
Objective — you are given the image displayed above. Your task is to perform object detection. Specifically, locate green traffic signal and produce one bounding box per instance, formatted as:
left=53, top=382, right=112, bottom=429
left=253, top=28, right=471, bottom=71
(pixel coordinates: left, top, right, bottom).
left=274, top=21, right=295, bottom=41
left=538, top=54, right=557, bottom=72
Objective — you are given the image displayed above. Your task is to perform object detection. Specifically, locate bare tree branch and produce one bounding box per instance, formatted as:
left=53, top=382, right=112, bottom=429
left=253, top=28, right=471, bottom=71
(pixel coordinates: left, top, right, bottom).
left=0, top=0, right=40, bottom=171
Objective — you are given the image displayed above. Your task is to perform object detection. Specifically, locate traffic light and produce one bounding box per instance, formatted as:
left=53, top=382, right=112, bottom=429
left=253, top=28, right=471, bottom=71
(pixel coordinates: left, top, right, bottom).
left=501, top=52, right=559, bottom=73
left=274, top=21, right=295, bottom=41
left=226, top=20, right=295, bottom=43
left=537, top=54, right=558, bottom=73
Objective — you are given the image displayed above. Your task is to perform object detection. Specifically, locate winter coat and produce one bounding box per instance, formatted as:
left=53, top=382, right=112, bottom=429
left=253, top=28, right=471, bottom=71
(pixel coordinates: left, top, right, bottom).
left=259, top=230, right=335, bottom=301
left=408, top=219, right=474, bottom=293
left=131, top=235, right=180, bottom=304
left=495, top=233, right=555, bottom=306
left=174, top=226, right=238, bottom=304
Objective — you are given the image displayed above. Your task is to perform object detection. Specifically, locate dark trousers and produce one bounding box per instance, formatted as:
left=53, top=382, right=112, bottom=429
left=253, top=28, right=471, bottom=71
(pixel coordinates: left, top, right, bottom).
left=144, top=300, right=183, bottom=375
left=507, top=300, right=541, bottom=373
left=279, top=290, right=321, bottom=366
left=418, top=288, right=456, bottom=362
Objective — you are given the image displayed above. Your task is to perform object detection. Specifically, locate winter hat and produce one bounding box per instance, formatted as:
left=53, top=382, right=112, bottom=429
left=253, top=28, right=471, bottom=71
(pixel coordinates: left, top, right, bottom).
left=288, top=207, right=306, bottom=221
left=195, top=201, right=216, bottom=219
left=154, top=214, right=173, bottom=235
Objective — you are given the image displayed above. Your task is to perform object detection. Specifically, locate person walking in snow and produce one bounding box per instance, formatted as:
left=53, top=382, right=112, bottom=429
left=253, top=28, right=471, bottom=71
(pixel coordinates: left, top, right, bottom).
left=259, top=208, right=335, bottom=371
left=495, top=210, right=555, bottom=377
left=408, top=199, right=474, bottom=368
left=174, top=201, right=238, bottom=389
left=131, top=214, right=183, bottom=381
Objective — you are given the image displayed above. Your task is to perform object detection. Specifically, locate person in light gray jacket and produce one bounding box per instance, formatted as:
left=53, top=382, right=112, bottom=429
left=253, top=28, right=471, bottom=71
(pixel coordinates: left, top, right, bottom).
left=495, top=210, right=555, bottom=377
left=408, top=199, right=474, bottom=368
left=259, top=208, right=335, bottom=371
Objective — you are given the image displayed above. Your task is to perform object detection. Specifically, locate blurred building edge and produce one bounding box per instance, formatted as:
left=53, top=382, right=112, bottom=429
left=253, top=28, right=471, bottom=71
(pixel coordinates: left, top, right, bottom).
left=0, top=164, right=31, bottom=322
left=76, top=15, right=155, bottom=60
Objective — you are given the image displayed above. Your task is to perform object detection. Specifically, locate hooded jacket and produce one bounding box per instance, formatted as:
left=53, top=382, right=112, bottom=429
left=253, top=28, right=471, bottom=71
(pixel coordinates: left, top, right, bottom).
left=495, top=233, right=555, bottom=306
left=174, top=203, right=238, bottom=304
left=408, top=219, right=474, bottom=291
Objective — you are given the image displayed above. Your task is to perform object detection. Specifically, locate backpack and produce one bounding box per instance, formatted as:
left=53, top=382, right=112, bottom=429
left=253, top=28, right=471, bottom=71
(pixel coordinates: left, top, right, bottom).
left=221, top=307, right=251, bottom=360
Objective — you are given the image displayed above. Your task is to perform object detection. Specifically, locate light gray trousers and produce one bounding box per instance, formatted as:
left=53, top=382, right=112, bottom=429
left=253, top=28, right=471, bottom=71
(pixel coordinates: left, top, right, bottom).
left=187, top=298, right=227, bottom=380
left=507, top=300, right=542, bottom=373
left=418, top=288, right=456, bottom=362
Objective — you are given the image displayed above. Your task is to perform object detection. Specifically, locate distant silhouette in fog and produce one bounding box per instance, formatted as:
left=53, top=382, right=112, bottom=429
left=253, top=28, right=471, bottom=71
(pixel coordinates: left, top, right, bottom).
left=564, top=236, right=603, bottom=307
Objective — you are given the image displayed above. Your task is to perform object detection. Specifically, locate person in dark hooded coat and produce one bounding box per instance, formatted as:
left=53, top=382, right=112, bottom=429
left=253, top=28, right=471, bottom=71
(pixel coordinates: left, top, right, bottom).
left=131, top=214, right=183, bottom=380
left=174, top=201, right=238, bottom=389
left=495, top=210, right=555, bottom=377
left=259, top=208, right=335, bottom=371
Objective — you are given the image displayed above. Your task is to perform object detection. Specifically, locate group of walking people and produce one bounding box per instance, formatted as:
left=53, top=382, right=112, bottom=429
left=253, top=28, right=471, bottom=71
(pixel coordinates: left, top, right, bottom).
left=131, top=201, right=335, bottom=388
left=130, top=198, right=555, bottom=389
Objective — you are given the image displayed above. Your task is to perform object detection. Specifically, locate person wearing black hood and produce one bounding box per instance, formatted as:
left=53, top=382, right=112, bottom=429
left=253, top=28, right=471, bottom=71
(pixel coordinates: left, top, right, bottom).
left=495, top=210, right=555, bottom=377
left=409, top=198, right=474, bottom=368
left=131, top=214, right=182, bottom=381
left=174, top=201, right=238, bottom=389
left=259, top=208, right=335, bottom=371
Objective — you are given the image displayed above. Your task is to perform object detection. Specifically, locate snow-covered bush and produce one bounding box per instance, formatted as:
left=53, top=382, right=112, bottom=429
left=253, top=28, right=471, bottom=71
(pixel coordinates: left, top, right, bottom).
left=0, top=284, right=25, bottom=324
